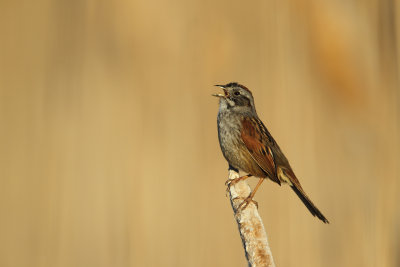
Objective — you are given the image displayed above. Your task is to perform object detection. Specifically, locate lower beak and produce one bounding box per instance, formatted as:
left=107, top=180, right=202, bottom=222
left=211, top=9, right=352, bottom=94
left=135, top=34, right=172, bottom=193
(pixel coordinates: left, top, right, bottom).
left=212, top=93, right=225, bottom=97
left=212, top=85, right=228, bottom=98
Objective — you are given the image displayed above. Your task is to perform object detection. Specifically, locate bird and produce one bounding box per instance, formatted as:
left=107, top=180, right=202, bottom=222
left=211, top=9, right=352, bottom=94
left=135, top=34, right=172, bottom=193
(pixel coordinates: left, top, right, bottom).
left=213, top=82, right=329, bottom=223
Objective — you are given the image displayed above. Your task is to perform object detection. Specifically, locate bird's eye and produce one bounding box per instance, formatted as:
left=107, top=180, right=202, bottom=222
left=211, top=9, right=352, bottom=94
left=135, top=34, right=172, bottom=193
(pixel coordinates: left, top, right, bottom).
left=234, top=91, right=240, bottom=96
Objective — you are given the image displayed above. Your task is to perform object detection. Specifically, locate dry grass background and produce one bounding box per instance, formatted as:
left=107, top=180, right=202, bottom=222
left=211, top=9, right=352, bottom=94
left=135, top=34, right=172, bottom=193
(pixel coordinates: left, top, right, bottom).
left=0, top=0, right=399, bottom=266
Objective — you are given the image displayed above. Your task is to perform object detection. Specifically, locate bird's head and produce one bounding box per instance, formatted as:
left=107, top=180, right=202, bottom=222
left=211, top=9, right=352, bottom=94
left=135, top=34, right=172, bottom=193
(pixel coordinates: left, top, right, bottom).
left=213, top=82, right=256, bottom=114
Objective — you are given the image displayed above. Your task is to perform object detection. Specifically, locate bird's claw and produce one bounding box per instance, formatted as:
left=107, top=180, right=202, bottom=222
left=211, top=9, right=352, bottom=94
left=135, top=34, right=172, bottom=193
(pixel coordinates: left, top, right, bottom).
left=225, top=179, right=235, bottom=196
left=225, top=175, right=251, bottom=195
left=225, top=178, right=235, bottom=186
left=236, top=196, right=258, bottom=210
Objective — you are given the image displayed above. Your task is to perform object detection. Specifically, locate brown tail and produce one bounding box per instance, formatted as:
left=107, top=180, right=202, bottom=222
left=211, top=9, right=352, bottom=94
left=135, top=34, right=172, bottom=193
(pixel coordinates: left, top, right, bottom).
left=290, top=185, right=329, bottom=224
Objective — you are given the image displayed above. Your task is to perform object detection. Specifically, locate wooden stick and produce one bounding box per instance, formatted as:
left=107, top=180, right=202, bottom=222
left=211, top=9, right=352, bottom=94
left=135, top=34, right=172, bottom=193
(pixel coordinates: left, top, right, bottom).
left=227, top=168, right=276, bottom=267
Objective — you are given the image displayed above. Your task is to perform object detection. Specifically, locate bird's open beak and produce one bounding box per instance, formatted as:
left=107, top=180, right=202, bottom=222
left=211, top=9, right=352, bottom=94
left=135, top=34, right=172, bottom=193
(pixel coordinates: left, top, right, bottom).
left=212, top=85, right=228, bottom=98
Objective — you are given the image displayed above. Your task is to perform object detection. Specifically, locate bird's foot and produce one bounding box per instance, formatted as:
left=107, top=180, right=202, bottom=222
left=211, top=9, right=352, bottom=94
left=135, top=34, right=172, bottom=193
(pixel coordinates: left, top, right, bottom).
left=225, top=175, right=252, bottom=196
left=237, top=196, right=258, bottom=210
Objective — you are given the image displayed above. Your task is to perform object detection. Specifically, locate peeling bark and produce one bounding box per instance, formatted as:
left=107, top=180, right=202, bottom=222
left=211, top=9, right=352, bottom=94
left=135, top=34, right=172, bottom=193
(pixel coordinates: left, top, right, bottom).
left=227, top=169, right=276, bottom=267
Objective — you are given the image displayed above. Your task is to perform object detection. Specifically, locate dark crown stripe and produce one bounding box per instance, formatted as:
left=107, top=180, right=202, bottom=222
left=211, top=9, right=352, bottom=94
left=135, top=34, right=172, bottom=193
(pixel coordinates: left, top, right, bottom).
left=225, top=82, right=252, bottom=93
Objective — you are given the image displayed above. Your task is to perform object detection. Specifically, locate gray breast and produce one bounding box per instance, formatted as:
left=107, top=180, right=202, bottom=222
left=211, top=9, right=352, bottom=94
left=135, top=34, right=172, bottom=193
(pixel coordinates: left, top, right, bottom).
left=217, top=110, right=248, bottom=171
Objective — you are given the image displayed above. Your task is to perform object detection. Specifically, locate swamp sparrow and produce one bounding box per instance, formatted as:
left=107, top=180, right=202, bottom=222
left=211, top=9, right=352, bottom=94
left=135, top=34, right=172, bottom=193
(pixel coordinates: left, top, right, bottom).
left=213, top=82, right=329, bottom=223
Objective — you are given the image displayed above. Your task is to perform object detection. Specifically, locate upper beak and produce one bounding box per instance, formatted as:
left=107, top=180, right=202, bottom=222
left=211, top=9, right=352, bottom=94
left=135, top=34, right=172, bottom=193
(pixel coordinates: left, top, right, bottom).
left=212, top=85, right=228, bottom=98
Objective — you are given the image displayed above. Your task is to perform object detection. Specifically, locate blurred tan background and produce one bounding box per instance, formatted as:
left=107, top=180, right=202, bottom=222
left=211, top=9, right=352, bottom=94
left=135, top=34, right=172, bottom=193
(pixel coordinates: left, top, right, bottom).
left=1, top=0, right=399, bottom=266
